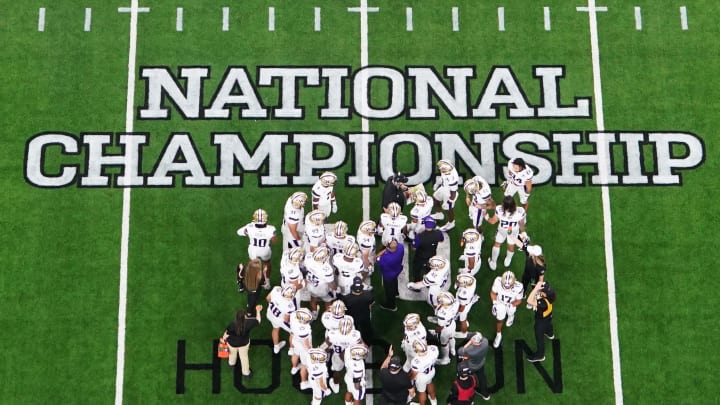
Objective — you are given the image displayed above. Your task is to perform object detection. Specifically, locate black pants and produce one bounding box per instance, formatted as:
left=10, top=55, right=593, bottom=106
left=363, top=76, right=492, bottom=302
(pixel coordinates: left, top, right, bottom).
left=521, top=270, right=537, bottom=295
left=412, top=258, right=430, bottom=282
left=474, top=365, right=490, bottom=397
left=245, top=288, right=262, bottom=317
left=383, top=277, right=399, bottom=308
left=534, top=317, right=554, bottom=357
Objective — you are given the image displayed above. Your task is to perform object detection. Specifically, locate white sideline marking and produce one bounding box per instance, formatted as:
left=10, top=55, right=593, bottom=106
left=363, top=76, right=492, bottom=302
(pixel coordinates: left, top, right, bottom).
left=406, top=7, right=413, bottom=31
left=544, top=6, right=551, bottom=31
left=115, top=3, right=143, bottom=404
left=634, top=7, right=642, bottom=30
left=452, top=7, right=459, bottom=31
left=498, top=7, right=505, bottom=31
left=680, top=6, right=688, bottom=30
left=84, top=8, right=92, bottom=32
left=269, top=7, right=275, bottom=31
left=38, top=8, right=46, bottom=31
left=314, top=7, right=321, bottom=31
left=578, top=2, right=623, bottom=404
left=222, top=7, right=229, bottom=31
left=176, top=7, right=183, bottom=32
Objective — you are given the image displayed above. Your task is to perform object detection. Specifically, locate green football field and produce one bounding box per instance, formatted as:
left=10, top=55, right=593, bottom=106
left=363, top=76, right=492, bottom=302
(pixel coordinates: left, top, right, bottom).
left=2, top=1, right=719, bottom=404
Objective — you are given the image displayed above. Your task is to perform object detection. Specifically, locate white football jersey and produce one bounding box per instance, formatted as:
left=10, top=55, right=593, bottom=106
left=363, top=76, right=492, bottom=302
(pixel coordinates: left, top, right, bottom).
left=289, top=315, right=313, bottom=342
left=267, top=287, right=298, bottom=319
left=491, top=277, right=525, bottom=306
left=312, top=181, right=334, bottom=205
left=321, top=313, right=353, bottom=335
left=506, top=161, right=534, bottom=187
left=455, top=282, right=478, bottom=306
left=379, top=213, right=408, bottom=245
left=304, top=258, right=335, bottom=289
left=308, top=361, right=328, bottom=381
left=283, top=200, right=304, bottom=227
left=304, top=218, right=326, bottom=247
left=435, top=301, right=460, bottom=328
left=356, top=232, right=376, bottom=252
left=438, top=169, right=460, bottom=191
left=410, top=201, right=433, bottom=222
left=237, top=223, right=276, bottom=261
left=326, top=233, right=356, bottom=256
left=423, top=267, right=450, bottom=289
left=468, top=175, right=493, bottom=205
left=463, top=239, right=482, bottom=262
left=343, top=350, right=367, bottom=382
left=327, top=329, right=363, bottom=354
left=411, top=345, right=439, bottom=375
left=403, top=323, right=427, bottom=345
left=333, top=253, right=364, bottom=292
left=494, top=205, right=526, bottom=232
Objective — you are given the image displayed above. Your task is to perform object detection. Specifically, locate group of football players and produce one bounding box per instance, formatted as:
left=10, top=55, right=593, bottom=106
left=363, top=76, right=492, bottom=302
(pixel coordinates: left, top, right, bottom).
left=233, top=157, right=546, bottom=405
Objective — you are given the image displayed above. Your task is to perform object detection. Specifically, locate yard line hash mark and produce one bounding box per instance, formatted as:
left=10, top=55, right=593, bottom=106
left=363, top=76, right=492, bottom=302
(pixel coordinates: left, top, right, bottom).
left=498, top=7, right=505, bottom=31
left=268, top=7, right=275, bottom=31
left=38, top=7, right=45, bottom=31
left=680, top=6, right=688, bottom=30
left=176, top=7, right=183, bottom=31
left=406, top=7, right=413, bottom=31
left=634, top=7, right=642, bottom=30
left=84, top=8, right=92, bottom=32
left=544, top=7, right=551, bottom=31
left=314, top=7, right=321, bottom=31
left=222, top=7, right=229, bottom=31
left=452, top=7, right=459, bottom=32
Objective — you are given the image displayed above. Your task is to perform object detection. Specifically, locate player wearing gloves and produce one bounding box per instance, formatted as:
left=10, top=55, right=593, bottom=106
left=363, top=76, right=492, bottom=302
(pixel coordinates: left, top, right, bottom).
left=307, top=348, right=333, bottom=404
left=432, top=159, right=460, bottom=231
left=431, top=291, right=459, bottom=366
left=282, top=191, right=307, bottom=249
left=463, top=176, right=496, bottom=232
left=343, top=344, right=369, bottom=405
left=458, top=228, right=483, bottom=276
left=485, top=195, right=527, bottom=270
left=312, top=171, right=338, bottom=216
left=454, top=274, right=479, bottom=339
left=502, top=158, right=534, bottom=212
left=490, top=271, right=524, bottom=348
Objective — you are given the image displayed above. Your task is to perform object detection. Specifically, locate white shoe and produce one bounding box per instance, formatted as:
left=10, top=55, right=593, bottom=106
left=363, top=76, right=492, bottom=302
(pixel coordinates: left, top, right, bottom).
left=330, top=378, right=340, bottom=393
left=435, top=357, right=451, bottom=366
left=458, top=255, right=467, bottom=261
left=488, top=258, right=497, bottom=271
left=503, top=255, right=512, bottom=267
left=493, top=333, right=502, bottom=349
left=427, top=315, right=439, bottom=324
left=300, top=381, right=312, bottom=390
left=506, top=315, right=515, bottom=327
left=290, top=366, right=300, bottom=375
left=273, top=341, right=286, bottom=354
left=526, top=303, right=533, bottom=310
left=287, top=347, right=295, bottom=356
left=454, top=331, right=468, bottom=339
left=430, top=212, right=445, bottom=221
left=439, top=221, right=455, bottom=231
left=450, top=344, right=456, bottom=357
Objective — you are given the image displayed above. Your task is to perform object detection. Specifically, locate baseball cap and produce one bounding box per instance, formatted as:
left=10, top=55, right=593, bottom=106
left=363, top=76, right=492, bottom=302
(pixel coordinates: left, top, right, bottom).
left=394, top=172, right=408, bottom=184
left=388, top=355, right=402, bottom=371
left=457, top=363, right=472, bottom=377
left=351, top=276, right=364, bottom=293
left=527, top=245, right=543, bottom=256
left=423, top=216, right=436, bottom=228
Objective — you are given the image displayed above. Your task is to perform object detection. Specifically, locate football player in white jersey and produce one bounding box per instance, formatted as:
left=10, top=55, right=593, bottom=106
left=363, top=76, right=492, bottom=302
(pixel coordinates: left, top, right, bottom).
left=279, top=247, right=305, bottom=291
left=409, top=339, right=439, bottom=405
left=321, top=300, right=352, bottom=338
left=237, top=208, right=277, bottom=288
left=485, top=195, right=527, bottom=270
left=432, top=159, right=460, bottom=231
left=343, top=344, right=369, bottom=404
left=333, top=241, right=365, bottom=295
left=408, top=256, right=451, bottom=310
left=306, top=348, right=332, bottom=405
left=356, top=220, right=377, bottom=276
left=282, top=191, right=307, bottom=249
left=323, top=317, right=364, bottom=394
left=312, top=171, right=338, bottom=217
left=454, top=274, right=479, bottom=339
left=378, top=202, right=409, bottom=246
left=408, top=188, right=435, bottom=239
left=304, top=246, right=337, bottom=317
left=401, top=313, right=427, bottom=372
left=463, top=176, right=496, bottom=232
left=304, top=210, right=327, bottom=253
left=458, top=228, right=483, bottom=276
left=503, top=157, right=534, bottom=212
left=325, top=220, right=356, bottom=256
left=266, top=285, right=299, bottom=354
left=289, top=308, right=314, bottom=390
left=431, top=291, right=459, bottom=366
left=490, top=270, right=524, bottom=348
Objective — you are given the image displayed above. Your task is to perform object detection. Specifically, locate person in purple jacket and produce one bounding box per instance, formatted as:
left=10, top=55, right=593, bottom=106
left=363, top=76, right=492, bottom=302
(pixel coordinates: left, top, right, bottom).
left=376, top=237, right=405, bottom=311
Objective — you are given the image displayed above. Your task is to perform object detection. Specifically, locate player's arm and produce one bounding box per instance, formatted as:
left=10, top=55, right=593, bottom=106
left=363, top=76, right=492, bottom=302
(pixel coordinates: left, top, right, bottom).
left=527, top=282, right=543, bottom=308
left=524, top=178, right=533, bottom=195
left=484, top=212, right=499, bottom=225
left=490, top=289, right=498, bottom=302
left=288, top=222, right=301, bottom=241
left=519, top=217, right=527, bottom=233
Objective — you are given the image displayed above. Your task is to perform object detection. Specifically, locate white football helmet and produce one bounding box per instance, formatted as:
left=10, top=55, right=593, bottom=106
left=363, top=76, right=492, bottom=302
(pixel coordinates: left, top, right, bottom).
left=358, top=220, right=376, bottom=236
left=307, top=210, right=327, bottom=226
left=456, top=274, right=476, bottom=288
left=287, top=247, right=305, bottom=265
left=412, top=339, right=428, bottom=355
left=414, top=189, right=428, bottom=206
left=252, top=208, right=268, bottom=225
left=387, top=202, right=401, bottom=219
left=342, top=241, right=360, bottom=258
left=312, top=246, right=330, bottom=264
left=462, top=228, right=482, bottom=244
left=319, top=171, right=337, bottom=187
left=339, top=317, right=354, bottom=335
left=427, top=256, right=448, bottom=272
left=308, top=348, right=328, bottom=363
left=501, top=271, right=517, bottom=290
left=281, top=285, right=297, bottom=299
left=330, top=300, right=346, bottom=318
left=295, top=308, right=313, bottom=324
left=334, top=220, right=348, bottom=238
left=290, top=191, right=307, bottom=209
left=463, top=178, right=479, bottom=195
left=403, top=313, right=421, bottom=330
left=349, top=344, right=369, bottom=361
left=436, top=291, right=455, bottom=307
left=437, top=159, right=455, bottom=174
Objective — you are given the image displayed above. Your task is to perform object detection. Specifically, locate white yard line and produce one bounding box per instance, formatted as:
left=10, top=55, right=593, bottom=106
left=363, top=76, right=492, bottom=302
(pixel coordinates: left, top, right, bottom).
left=406, top=7, right=413, bottom=31
left=314, top=7, right=321, bottom=32
left=222, top=7, right=229, bottom=32
left=116, top=2, right=145, bottom=404
left=634, top=7, right=642, bottom=31
left=497, top=7, right=505, bottom=31
left=268, top=7, right=275, bottom=31
left=578, top=1, right=624, bottom=404
left=452, top=7, right=459, bottom=32
left=38, top=8, right=46, bottom=32
left=176, top=7, right=183, bottom=32
left=680, top=6, right=688, bottom=30
left=544, top=6, right=551, bottom=31
left=84, top=8, right=92, bottom=32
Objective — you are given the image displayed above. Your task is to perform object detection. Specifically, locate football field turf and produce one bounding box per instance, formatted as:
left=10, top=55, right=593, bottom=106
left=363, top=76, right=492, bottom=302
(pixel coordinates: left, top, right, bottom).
left=2, top=1, right=719, bottom=404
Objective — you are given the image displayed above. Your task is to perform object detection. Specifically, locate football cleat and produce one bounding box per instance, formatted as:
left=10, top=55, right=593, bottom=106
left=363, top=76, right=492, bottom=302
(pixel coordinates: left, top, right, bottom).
left=290, top=191, right=307, bottom=209
left=307, top=210, right=327, bottom=226
left=436, top=291, right=455, bottom=307
left=414, top=189, right=428, bottom=206
left=427, top=256, right=448, bottom=272
left=462, top=228, right=481, bottom=244
left=493, top=333, right=502, bottom=349
left=387, top=202, right=402, bottom=219
left=501, top=271, right=516, bottom=290
left=412, top=339, right=428, bottom=355
left=312, top=246, right=330, bottom=264
left=403, top=313, right=421, bottom=330
left=252, top=208, right=268, bottom=225
left=295, top=308, right=313, bottom=324
left=488, top=258, right=497, bottom=271
left=281, top=285, right=297, bottom=299
left=319, top=171, right=337, bottom=187
left=308, top=348, right=328, bottom=363
left=338, top=317, right=354, bottom=335
left=348, top=344, right=369, bottom=361
left=506, top=314, right=515, bottom=327
left=463, top=178, right=479, bottom=195
left=329, top=300, right=346, bottom=318
left=287, top=247, right=305, bottom=265
left=358, top=220, right=377, bottom=236
left=342, top=241, right=360, bottom=258
left=456, top=274, right=476, bottom=288
left=437, top=159, right=455, bottom=174
left=334, top=220, right=348, bottom=238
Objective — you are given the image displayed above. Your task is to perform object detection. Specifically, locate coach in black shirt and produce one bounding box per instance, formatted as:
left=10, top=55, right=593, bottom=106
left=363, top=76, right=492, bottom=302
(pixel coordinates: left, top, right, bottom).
left=411, top=217, right=444, bottom=281
left=378, top=347, right=414, bottom=405
left=340, top=277, right=375, bottom=342
left=381, top=173, right=409, bottom=211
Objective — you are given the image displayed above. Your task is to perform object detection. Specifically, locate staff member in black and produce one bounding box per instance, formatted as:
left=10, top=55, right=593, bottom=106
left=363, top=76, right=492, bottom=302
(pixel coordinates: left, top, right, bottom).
left=340, top=277, right=375, bottom=342
left=411, top=217, right=444, bottom=282
left=378, top=346, right=414, bottom=405
left=381, top=173, right=409, bottom=212
left=221, top=307, right=262, bottom=380
left=526, top=281, right=556, bottom=362
left=521, top=243, right=546, bottom=308
left=446, top=363, right=478, bottom=405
